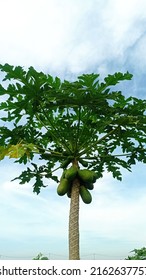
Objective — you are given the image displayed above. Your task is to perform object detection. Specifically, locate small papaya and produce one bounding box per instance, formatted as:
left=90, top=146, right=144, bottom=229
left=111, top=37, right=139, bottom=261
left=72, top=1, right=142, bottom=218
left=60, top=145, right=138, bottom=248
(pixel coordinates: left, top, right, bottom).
left=67, top=190, right=71, bottom=198
left=66, top=182, right=72, bottom=198
left=78, top=169, right=96, bottom=183
left=57, top=178, right=70, bottom=196
left=65, top=166, right=78, bottom=181
left=60, top=169, right=67, bottom=181
left=79, top=185, right=92, bottom=204
left=85, top=182, right=94, bottom=190
left=78, top=158, right=88, bottom=167
left=92, top=172, right=98, bottom=183
left=61, top=156, right=74, bottom=169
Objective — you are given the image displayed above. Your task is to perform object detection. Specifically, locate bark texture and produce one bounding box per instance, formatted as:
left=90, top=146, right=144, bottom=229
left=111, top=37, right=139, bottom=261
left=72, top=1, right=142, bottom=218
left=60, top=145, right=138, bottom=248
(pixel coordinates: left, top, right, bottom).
left=69, top=177, right=80, bottom=260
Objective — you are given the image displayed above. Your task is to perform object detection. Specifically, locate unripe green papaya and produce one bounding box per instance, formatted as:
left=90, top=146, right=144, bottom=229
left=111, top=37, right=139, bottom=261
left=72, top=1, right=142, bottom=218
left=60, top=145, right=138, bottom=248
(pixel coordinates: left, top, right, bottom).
left=60, top=169, right=67, bottom=180
left=78, top=169, right=96, bottom=183
left=80, top=185, right=92, bottom=204
left=65, top=166, right=78, bottom=181
left=85, top=182, right=94, bottom=190
left=67, top=190, right=71, bottom=198
left=78, top=158, right=88, bottom=167
left=61, top=156, right=74, bottom=169
left=61, top=158, right=71, bottom=169
left=92, top=172, right=98, bottom=183
left=57, top=178, right=70, bottom=196
left=66, top=182, right=73, bottom=198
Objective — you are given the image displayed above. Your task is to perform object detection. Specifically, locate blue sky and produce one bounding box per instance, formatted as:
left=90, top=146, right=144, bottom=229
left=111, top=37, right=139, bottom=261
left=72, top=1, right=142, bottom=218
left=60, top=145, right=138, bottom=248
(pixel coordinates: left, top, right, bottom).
left=0, top=0, right=146, bottom=260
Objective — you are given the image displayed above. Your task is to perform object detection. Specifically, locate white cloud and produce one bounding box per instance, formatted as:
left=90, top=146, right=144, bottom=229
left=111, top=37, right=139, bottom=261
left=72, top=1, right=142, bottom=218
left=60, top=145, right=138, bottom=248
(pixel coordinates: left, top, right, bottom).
left=128, top=34, right=146, bottom=72
left=0, top=0, right=146, bottom=77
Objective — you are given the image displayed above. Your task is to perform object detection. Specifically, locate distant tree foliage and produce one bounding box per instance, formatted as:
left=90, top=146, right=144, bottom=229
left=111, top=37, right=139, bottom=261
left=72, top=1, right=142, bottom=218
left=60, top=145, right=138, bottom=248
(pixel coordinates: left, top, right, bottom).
left=125, top=247, right=146, bottom=260
left=33, top=253, right=49, bottom=260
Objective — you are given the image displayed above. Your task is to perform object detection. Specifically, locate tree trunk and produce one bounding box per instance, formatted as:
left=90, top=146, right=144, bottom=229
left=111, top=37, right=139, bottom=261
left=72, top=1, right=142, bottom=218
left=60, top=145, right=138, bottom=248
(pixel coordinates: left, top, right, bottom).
left=69, top=170, right=80, bottom=260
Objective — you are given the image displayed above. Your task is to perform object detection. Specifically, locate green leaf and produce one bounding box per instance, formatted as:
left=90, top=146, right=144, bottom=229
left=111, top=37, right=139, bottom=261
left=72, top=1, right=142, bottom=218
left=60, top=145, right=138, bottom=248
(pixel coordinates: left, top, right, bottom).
left=104, top=72, right=133, bottom=86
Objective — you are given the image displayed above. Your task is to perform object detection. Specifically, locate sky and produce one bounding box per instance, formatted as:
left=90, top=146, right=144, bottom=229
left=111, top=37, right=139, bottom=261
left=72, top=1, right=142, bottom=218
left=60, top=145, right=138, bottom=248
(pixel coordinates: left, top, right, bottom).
left=0, top=0, right=146, bottom=260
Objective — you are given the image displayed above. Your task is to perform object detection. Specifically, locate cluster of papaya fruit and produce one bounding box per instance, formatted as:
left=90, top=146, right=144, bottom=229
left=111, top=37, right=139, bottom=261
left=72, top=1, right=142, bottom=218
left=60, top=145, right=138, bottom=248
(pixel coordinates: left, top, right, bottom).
left=57, top=165, right=97, bottom=204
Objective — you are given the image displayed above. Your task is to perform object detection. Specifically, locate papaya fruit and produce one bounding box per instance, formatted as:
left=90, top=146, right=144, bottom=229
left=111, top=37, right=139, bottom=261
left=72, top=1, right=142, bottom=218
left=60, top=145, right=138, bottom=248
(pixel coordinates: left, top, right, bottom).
left=60, top=169, right=67, bottom=180
left=67, top=190, right=71, bottom=198
left=78, top=158, right=88, bottom=167
left=78, top=169, right=96, bottom=183
left=65, top=166, right=78, bottom=181
left=61, top=156, right=73, bottom=169
left=85, top=182, right=94, bottom=190
left=66, top=181, right=72, bottom=198
left=92, top=172, right=98, bottom=183
left=79, top=185, right=92, bottom=204
left=57, top=178, right=70, bottom=196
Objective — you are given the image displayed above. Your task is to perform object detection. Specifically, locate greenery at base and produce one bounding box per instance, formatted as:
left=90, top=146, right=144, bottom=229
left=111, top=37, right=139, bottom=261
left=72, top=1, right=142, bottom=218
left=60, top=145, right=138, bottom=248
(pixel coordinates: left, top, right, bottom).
left=33, top=253, right=49, bottom=260
left=125, top=247, right=146, bottom=260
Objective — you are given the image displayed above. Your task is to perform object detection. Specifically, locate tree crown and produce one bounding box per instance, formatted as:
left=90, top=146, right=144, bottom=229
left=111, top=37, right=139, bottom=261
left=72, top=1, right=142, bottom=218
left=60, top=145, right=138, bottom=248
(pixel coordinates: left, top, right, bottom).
left=0, top=64, right=146, bottom=193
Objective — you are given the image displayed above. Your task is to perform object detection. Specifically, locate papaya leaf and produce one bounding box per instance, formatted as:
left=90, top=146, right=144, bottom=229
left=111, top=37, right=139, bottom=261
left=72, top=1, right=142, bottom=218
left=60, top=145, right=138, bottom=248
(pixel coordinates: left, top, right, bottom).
left=0, top=143, right=39, bottom=160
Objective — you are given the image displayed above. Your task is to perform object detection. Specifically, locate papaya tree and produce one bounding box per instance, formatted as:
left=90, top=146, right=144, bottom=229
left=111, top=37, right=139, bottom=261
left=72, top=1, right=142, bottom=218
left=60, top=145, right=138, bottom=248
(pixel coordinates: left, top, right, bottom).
left=0, top=64, right=146, bottom=260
